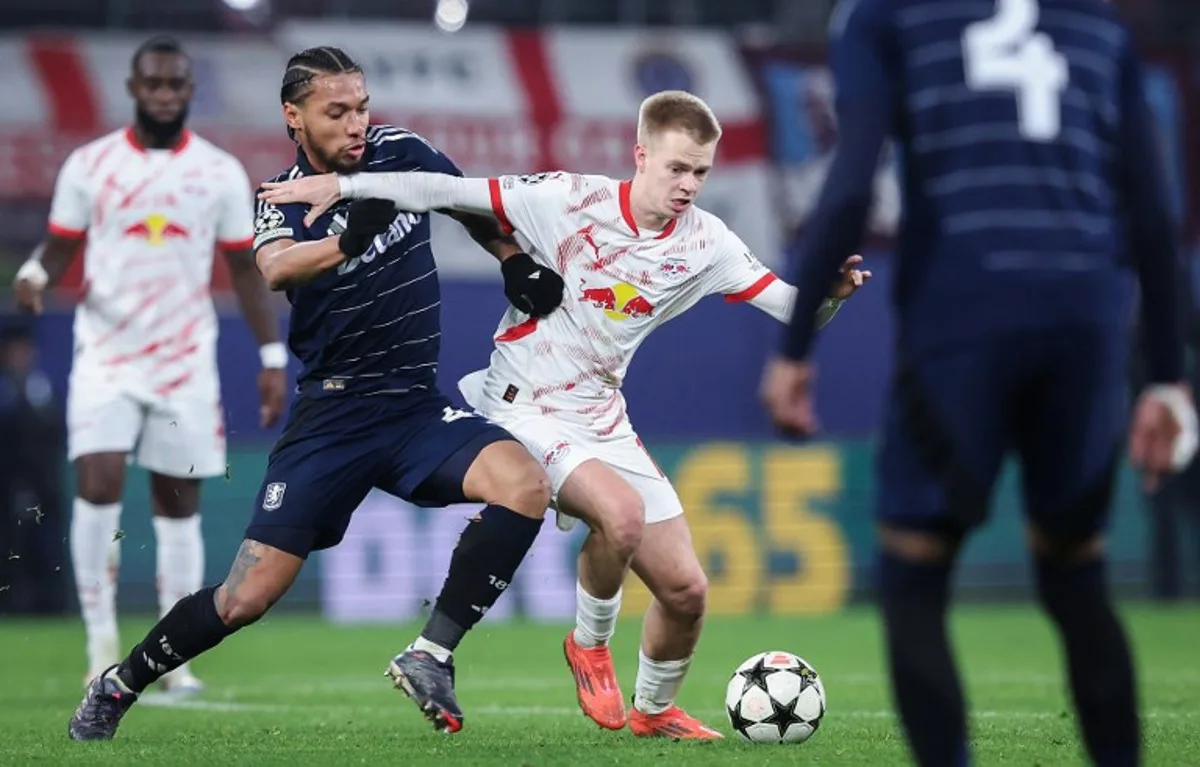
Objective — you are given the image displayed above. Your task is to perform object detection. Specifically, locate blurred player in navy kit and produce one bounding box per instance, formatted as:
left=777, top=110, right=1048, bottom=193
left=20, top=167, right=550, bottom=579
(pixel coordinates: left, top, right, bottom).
left=68, top=46, right=567, bottom=742
left=761, top=2, right=1197, bottom=766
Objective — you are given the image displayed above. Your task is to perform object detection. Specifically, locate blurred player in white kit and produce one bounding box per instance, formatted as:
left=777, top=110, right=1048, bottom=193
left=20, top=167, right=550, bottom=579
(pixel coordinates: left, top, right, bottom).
left=13, top=36, right=286, bottom=694
left=259, top=89, right=868, bottom=737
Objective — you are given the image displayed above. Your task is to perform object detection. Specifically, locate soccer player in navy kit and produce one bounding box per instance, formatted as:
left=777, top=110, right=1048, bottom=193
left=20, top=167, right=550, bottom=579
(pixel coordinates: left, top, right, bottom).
left=761, top=2, right=1197, bottom=766
left=69, top=47, right=567, bottom=741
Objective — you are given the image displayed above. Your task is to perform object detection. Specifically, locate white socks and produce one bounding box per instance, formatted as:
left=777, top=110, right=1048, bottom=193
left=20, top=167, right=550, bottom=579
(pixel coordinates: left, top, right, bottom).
left=71, top=500, right=207, bottom=683
left=153, top=515, right=205, bottom=616
left=70, top=499, right=123, bottom=676
left=633, top=650, right=692, bottom=715
left=154, top=515, right=205, bottom=682
left=571, top=579, right=692, bottom=714
left=573, top=581, right=622, bottom=648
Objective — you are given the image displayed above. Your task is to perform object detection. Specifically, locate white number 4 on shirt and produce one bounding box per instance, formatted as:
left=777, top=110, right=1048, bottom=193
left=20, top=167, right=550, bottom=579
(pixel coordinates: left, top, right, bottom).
left=963, top=0, right=1069, bottom=142
left=442, top=406, right=476, bottom=423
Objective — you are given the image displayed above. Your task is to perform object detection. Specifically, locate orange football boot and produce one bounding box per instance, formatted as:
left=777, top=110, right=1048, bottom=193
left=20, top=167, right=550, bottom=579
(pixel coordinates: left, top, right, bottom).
left=629, top=705, right=725, bottom=740
left=562, top=632, right=627, bottom=729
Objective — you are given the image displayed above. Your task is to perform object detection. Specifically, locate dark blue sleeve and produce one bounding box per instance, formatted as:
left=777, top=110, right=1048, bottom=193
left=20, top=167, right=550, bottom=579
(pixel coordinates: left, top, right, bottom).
left=780, top=0, right=896, bottom=361
left=1116, top=39, right=1185, bottom=384
left=252, top=188, right=311, bottom=254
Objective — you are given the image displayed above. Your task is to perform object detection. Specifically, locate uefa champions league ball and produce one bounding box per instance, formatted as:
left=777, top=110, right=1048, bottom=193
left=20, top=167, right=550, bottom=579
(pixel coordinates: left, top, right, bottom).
left=725, top=651, right=826, bottom=743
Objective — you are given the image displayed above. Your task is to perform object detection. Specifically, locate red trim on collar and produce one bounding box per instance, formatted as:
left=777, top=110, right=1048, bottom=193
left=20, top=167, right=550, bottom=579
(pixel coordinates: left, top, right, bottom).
left=124, top=126, right=191, bottom=154
left=619, top=179, right=677, bottom=240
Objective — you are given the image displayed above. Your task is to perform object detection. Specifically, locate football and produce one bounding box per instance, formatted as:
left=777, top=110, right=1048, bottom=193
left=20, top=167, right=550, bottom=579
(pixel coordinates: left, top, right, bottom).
left=724, top=651, right=826, bottom=743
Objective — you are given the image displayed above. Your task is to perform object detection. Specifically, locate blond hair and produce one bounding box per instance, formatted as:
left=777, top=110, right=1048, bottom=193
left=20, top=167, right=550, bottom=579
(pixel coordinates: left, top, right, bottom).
left=636, top=90, right=722, bottom=146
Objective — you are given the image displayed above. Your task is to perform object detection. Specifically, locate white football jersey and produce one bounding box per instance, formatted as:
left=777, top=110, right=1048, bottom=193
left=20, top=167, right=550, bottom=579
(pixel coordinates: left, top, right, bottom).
left=467, top=172, right=779, bottom=435
left=47, top=127, right=255, bottom=399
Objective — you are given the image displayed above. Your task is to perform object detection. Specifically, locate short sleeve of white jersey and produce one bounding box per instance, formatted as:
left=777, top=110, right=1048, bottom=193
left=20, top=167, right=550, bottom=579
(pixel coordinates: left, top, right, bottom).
left=486, top=172, right=590, bottom=257
left=216, top=158, right=256, bottom=249
left=703, top=224, right=778, bottom=302
left=47, top=149, right=90, bottom=237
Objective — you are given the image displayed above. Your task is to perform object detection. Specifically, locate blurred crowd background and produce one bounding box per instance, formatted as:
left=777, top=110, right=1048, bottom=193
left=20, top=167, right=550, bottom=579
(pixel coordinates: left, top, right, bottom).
left=1, top=0, right=1198, bottom=622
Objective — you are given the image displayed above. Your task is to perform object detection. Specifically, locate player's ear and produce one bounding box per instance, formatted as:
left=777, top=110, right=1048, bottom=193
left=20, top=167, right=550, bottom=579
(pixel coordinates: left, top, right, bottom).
left=633, top=143, right=648, bottom=174
left=125, top=76, right=136, bottom=100
left=282, top=102, right=303, bottom=136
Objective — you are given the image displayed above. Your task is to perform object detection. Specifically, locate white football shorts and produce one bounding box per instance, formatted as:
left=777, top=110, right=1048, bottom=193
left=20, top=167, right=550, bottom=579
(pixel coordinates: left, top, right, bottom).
left=458, top=373, right=684, bottom=528
left=67, top=371, right=226, bottom=478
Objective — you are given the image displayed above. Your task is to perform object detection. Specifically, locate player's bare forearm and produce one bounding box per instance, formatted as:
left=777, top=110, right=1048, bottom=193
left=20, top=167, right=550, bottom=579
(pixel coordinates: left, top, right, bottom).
left=224, top=248, right=280, bottom=344
left=35, top=235, right=83, bottom=286
left=448, top=210, right=522, bottom=262
left=255, top=237, right=348, bottom=291
left=750, top=266, right=862, bottom=328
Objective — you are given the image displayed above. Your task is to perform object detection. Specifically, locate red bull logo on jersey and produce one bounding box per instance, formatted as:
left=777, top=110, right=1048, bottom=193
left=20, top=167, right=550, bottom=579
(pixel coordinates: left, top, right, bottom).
left=123, top=213, right=189, bottom=246
left=579, top=281, right=655, bottom=321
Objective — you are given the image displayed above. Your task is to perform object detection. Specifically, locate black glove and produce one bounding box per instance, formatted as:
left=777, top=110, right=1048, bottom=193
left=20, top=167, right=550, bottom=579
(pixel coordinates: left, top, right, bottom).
left=337, top=198, right=399, bottom=257
left=501, top=252, right=565, bottom=317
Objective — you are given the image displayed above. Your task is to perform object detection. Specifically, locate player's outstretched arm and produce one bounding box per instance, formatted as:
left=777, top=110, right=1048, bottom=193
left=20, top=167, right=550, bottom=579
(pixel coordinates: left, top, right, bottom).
left=258, top=174, right=566, bottom=316
left=746, top=256, right=871, bottom=326
left=345, top=173, right=493, bottom=216
left=258, top=173, right=492, bottom=227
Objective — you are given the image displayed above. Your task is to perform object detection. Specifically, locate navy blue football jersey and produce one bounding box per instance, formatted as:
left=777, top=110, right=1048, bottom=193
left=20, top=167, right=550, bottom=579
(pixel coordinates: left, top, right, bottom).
left=254, top=125, right=461, bottom=398
left=784, top=0, right=1182, bottom=380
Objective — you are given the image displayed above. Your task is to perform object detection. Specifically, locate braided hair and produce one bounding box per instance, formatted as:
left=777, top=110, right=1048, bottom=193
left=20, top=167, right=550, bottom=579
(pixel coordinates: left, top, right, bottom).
left=280, top=46, right=363, bottom=140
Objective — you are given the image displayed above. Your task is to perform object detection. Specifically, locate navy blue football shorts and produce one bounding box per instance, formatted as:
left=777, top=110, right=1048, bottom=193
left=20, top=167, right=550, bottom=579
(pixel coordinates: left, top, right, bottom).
left=245, top=390, right=513, bottom=558
left=877, top=324, right=1129, bottom=541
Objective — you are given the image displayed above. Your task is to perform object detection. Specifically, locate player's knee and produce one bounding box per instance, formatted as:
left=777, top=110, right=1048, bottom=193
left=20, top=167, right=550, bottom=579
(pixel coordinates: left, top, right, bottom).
left=660, top=572, right=707, bottom=622
left=597, top=494, right=645, bottom=558
left=465, top=441, right=552, bottom=518
left=878, top=524, right=962, bottom=564
left=152, top=493, right=199, bottom=519
left=1026, top=524, right=1105, bottom=566
left=76, top=466, right=124, bottom=505
left=499, top=461, right=552, bottom=519
left=78, top=483, right=122, bottom=506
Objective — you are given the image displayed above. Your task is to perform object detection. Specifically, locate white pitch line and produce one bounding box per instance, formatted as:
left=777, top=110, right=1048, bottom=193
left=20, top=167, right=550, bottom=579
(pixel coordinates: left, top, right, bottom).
left=209, top=669, right=1200, bottom=698
left=136, top=697, right=1199, bottom=722
left=139, top=697, right=289, bottom=713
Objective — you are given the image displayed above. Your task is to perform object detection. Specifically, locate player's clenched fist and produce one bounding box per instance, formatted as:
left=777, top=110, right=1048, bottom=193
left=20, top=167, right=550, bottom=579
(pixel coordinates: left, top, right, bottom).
left=1129, top=383, right=1199, bottom=490
left=14, top=258, right=49, bottom=315
left=501, top=252, right=565, bottom=317
left=760, top=358, right=819, bottom=437
left=338, top=199, right=401, bottom=257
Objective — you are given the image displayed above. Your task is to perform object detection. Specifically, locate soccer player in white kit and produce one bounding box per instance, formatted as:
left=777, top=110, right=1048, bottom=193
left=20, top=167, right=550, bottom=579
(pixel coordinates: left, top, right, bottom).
left=13, top=37, right=287, bottom=694
left=259, top=90, right=869, bottom=737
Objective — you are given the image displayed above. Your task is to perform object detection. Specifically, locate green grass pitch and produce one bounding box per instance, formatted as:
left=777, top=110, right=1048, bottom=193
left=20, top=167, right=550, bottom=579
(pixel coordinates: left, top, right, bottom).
left=2, top=605, right=1198, bottom=765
